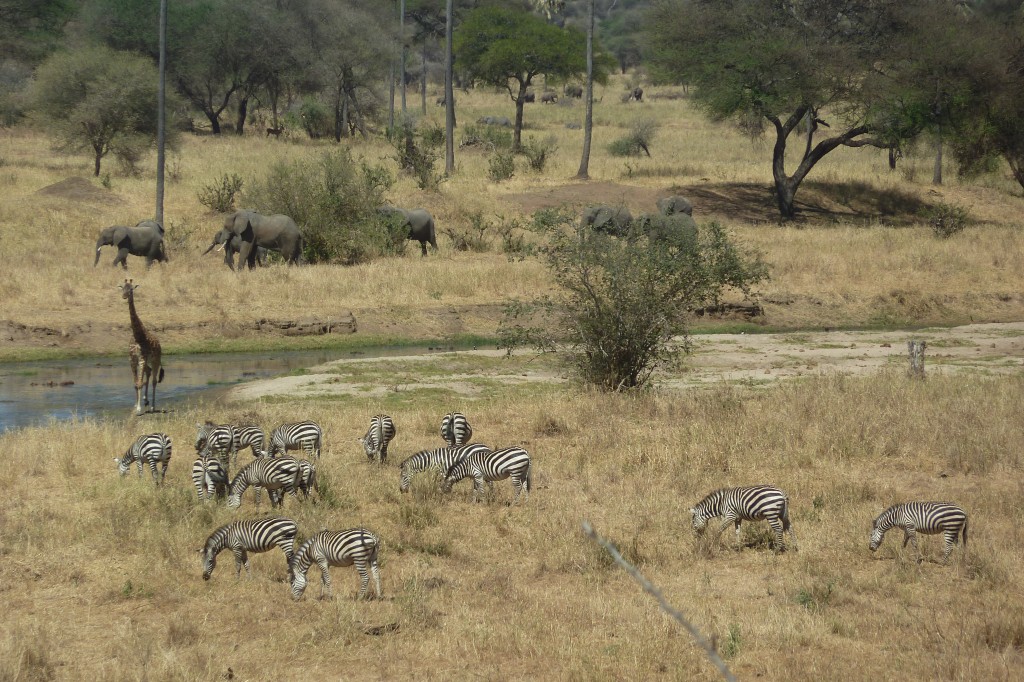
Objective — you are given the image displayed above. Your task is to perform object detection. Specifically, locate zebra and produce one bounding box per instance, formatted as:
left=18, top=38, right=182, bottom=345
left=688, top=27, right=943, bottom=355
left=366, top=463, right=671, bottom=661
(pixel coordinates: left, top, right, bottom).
left=359, top=414, right=396, bottom=465
left=232, top=424, right=266, bottom=460
left=199, top=517, right=297, bottom=581
left=191, top=454, right=228, bottom=501
left=689, top=485, right=795, bottom=552
left=290, top=528, right=382, bottom=601
left=114, top=433, right=172, bottom=485
left=398, top=443, right=491, bottom=494
left=870, top=502, right=968, bottom=564
left=267, top=421, right=323, bottom=460
left=296, top=459, right=318, bottom=500
left=195, top=421, right=237, bottom=468
left=440, top=412, right=473, bottom=446
left=441, top=445, right=531, bottom=504
left=227, top=457, right=302, bottom=509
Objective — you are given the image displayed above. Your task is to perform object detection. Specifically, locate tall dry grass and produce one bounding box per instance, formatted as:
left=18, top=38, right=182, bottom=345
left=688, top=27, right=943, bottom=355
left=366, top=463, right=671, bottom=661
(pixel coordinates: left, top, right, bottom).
left=2, top=74, right=1024, bottom=356
left=0, top=365, right=1021, bottom=680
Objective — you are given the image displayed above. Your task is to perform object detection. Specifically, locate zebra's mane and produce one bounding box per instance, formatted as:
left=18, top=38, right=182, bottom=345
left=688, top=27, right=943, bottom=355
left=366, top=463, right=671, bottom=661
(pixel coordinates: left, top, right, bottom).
left=204, top=523, right=232, bottom=553
left=291, top=535, right=318, bottom=572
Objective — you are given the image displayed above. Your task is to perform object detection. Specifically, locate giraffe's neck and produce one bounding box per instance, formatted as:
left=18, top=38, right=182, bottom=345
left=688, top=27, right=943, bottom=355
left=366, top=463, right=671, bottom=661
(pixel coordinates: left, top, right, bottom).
left=127, top=294, right=151, bottom=349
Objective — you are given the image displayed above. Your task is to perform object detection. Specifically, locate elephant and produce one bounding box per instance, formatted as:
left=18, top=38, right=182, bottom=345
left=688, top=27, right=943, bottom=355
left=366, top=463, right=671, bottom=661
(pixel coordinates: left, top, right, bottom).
left=581, top=205, right=634, bottom=237
left=657, top=195, right=693, bottom=217
left=222, top=210, right=303, bottom=269
left=379, top=205, right=438, bottom=256
left=629, top=87, right=644, bottom=102
left=477, top=115, right=512, bottom=127
left=632, top=213, right=698, bottom=249
left=203, top=228, right=267, bottom=269
left=541, top=91, right=558, bottom=104
left=564, top=84, right=583, bottom=98
left=94, top=220, right=168, bottom=269
left=523, top=91, right=536, bottom=103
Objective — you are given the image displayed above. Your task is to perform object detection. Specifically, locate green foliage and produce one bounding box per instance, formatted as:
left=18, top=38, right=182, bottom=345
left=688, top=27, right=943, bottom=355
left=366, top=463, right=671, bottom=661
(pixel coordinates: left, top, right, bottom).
left=487, top=150, right=516, bottom=182
left=460, top=124, right=513, bottom=151
left=608, top=119, right=658, bottom=157
left=499, top=210, right=768, bottom=391
left=299, top=97, right=331, bottom=139
left=27, top=45, right=181, bottom=176
left=197, top=173, right=244, bottom=213
left=519, top=135, right=558, bottom=172
left=391, top=118, right=444, bottom=191
left=244, top=148, right=396, bottom=265
left=721, top=623, right=742, bottom=659
left=925, top=202, right=970, bottom=239
left=441, top=212, right=493, bottom=253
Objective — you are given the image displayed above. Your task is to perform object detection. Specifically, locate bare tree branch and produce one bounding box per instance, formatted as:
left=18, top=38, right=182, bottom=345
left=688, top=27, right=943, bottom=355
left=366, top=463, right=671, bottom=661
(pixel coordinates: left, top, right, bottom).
left=581, top=521, right=737, bottom=682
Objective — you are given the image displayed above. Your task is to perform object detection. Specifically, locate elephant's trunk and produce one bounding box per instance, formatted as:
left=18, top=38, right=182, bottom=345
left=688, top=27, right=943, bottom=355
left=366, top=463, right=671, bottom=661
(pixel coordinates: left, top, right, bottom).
left=94, top=245, right=103, bottom=267
left=202, top=242, right=217, bottom=255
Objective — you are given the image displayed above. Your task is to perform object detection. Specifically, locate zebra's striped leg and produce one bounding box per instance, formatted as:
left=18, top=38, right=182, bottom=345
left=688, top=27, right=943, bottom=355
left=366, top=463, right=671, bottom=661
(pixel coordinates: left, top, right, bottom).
left=355, top=560, right=370, bottom=600
left=159, top=460, right=168, bottom=485
left=232, top=548, right=246, bottom=578
left=903, top=528, right=923, bottom=563
left=316, top=557, right=331, bottom=600
left=370, top=560, right=382, bottom=599
left=942, top=531, right=958, bottom=564
left=767, top=518, right=785, bottom=552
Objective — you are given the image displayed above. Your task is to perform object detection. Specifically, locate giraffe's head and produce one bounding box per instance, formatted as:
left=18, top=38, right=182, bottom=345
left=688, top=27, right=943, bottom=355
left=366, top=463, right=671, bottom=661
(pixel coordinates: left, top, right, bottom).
left=119, top=278, right=138, bottom=301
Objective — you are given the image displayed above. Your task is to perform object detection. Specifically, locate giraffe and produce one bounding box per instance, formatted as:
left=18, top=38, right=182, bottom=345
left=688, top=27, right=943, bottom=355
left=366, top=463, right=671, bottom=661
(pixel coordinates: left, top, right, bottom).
left=120, top=278, right=164, bottom=415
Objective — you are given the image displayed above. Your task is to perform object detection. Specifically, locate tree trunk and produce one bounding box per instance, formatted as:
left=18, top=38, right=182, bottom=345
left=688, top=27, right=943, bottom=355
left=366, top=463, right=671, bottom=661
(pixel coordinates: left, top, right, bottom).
left=421, top=40, right=428, bottom=116
left=576, top=0, right=595, bottom=180
left=513, top=78, right=529, bottom=151
left=235, top=96, right=248, bottom=135
left=933, top=130, right=943, bottom=185
left=889, top=147, right=898, bottom=170
left=444, top=0, right=454, bottom=175
left=342, top=96, right=350, bottom=139
left=388, top=56, right=396, bottom=132
left=206, top=111, right=221, bottom=134
left=400, top=0, right=407, bottom=116
left=94, top=150, right=102, bottom=177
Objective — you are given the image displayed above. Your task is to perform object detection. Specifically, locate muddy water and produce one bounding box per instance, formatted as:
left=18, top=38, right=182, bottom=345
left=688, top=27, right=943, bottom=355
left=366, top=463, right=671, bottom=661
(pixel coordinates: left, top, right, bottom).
left=0, top=346, right=448, bottom=432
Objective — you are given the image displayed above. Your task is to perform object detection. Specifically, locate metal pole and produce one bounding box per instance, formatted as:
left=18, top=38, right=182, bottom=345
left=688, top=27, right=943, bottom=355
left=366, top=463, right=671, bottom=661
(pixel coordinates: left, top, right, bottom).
left=155, top=0, right=167, bottom=226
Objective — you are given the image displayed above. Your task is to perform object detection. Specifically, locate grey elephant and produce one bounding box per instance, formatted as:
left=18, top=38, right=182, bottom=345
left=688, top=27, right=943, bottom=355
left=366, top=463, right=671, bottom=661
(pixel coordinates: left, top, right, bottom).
left=581, top=205, right=634, bottom=237
left=94, top=220, right=168, bottom=268
left=379, top=205, right=438, bottom=256
left=222, top=210, right=303, bottom=268
left=632, top=212, right=698, bottom=249
left=202, top=228, right=267, bottom=269
left=564, top=84, right=583, bottom=98
left=656, top=195, right=693, bottom=217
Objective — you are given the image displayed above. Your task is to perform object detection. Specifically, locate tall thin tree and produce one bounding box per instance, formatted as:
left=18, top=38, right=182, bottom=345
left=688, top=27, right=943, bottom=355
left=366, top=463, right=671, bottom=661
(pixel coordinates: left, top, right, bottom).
left=155, top=0, right=167, bottom=224
left=400, top=0, right=407, bottom=115
left=576, top=0, right=594, bottom=180
left=444, top=0, right=454, bottom=174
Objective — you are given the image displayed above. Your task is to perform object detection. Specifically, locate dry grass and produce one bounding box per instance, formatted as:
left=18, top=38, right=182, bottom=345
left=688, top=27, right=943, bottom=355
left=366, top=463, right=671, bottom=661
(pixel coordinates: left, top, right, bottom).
left=0, top=366, right=1022, bottom=680
left=3, top=75, right=1024, bottom=359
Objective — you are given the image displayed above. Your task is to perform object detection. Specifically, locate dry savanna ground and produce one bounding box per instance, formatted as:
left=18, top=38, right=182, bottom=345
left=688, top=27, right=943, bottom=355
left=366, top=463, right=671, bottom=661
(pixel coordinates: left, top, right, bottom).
left=1, top=75, right=1024, bottom=681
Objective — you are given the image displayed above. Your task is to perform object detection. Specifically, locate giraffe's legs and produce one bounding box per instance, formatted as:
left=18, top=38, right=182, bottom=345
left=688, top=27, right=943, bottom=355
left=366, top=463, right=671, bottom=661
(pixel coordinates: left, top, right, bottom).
left=129, top=345, right=144, bottom=415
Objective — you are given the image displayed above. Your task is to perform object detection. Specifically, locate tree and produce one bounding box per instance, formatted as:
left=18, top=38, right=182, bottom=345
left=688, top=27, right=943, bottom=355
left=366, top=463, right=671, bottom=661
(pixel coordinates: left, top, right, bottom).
left=28, top=45, right=178, bottom=176
left=575, top=0, right=594, bottom=179
left=499, top=210, right=768, bottom=391
left=455, top=6, right=589, bottom=150
left=0, top=0, right=74, bottom=125
left=647, top=0, right=976, bottom=219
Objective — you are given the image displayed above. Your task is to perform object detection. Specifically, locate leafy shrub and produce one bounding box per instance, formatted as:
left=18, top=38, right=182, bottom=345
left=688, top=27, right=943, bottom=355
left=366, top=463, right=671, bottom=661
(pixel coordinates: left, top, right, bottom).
left=520, top=135, right=558, bottom=172
left=392, top=118, right=444, bottom=190
left=461, top=124, right=514, bottom=151
left=442, top=212, right=493, bottom=252
left=299, top=97, right=331, bottom=139
left=499, top=210, right=768, bottom=391
left=925, top=202, right=969, bottom=238
left=243, top=149, right=396, bottom=265
left=487, top=151, right=515, bottom=182
left=197, top=173, right=244, bottom=213
left=608, top=118, right=658, bottom=157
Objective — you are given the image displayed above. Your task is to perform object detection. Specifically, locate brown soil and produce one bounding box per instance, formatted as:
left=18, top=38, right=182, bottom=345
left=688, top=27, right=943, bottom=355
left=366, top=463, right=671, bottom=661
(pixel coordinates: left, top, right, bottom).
left=33, top=176, right=123, bottom=205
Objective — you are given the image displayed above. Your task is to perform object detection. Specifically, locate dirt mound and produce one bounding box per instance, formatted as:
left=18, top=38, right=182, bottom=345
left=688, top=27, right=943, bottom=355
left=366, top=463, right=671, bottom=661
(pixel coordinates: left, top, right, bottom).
left=34, top=177, right=123, bottom=205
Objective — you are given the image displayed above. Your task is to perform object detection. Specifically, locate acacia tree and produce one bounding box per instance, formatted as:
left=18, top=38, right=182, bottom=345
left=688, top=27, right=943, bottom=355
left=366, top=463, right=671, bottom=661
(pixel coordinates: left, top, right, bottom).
left=647, top=0, right=974, bottom=219
left=455, top=6, right=588, bottom=149
left=29, top=46, right=179, bottom=176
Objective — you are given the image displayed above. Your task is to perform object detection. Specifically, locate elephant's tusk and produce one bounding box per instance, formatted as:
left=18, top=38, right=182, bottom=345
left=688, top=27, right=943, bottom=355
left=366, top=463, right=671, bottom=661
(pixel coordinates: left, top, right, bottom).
left=216, top=244, right=225, bottom=252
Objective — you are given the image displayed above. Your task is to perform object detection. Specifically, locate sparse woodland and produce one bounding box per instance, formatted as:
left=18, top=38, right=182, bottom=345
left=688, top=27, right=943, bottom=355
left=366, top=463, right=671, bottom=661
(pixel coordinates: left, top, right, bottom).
left=1, top=1, right=1024, bottom=680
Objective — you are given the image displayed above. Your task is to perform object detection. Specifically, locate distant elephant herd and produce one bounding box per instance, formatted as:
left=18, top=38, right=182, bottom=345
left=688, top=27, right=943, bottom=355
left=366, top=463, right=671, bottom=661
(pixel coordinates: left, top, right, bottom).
left=93, top=205, right=440, bottom=270
left=94, top=195, right=694, bottom=269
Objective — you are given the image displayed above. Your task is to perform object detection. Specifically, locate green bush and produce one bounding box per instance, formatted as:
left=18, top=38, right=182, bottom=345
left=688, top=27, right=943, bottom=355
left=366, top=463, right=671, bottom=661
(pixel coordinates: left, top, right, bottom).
left=461, top=124, right=513, bottom=151
left=243, top=149, right=396, bottom=265
left=298, top=97, right=331, bottom=139
left=392, top=118, right=444, bottom=190
left=499, top=210, right=768, bottom=391
left=520, top=135, right=558, bottom=172
left=441, top=212, right=493, bottom=253
left=197, top=173, right=244, bottom=213
left=487, top=151, right=516, bottom=182
left=925, top=202, right=969, bottom=239
left=608, top=118, right=658, bottom=157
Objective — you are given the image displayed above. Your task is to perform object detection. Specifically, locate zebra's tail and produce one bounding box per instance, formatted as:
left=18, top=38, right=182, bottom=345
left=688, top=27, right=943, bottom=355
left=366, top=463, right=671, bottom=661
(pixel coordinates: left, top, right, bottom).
left=781, top=496, right=791, bottom=532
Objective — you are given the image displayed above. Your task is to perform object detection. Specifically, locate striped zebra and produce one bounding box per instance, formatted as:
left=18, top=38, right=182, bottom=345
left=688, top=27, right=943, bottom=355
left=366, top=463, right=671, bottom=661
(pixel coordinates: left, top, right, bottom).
left=359, top=414, right=396, bottom=465
left=870, top=502, right=968, bottom=564
left=290, top=528, right=382, bottom=601
left=441, top=445, right=531, bottom=504
left=114, top=433, right=172, bottom=485
left=195, top=421, right=237, bottom=468
left=227, top=457, right=301, bottom=509
left=689, top=485, right=795, bottom=552
left=191, top=455, right=228, bottom=501
left=398, top=443, right=491, bottom=494
left=440, top=412, right=473, bottom=446
left=267, top=421, right=323, bottom=460
left=296, top=459, right=318, bottom=500
left=232, top=424, right=266, bottom=460
left=199, top=517, right=297, bottom=581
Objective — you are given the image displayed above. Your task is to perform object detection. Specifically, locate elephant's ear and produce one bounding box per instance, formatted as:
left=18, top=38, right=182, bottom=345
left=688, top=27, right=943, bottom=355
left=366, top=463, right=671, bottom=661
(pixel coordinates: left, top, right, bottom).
left=239, top=218, right=256, bottom=242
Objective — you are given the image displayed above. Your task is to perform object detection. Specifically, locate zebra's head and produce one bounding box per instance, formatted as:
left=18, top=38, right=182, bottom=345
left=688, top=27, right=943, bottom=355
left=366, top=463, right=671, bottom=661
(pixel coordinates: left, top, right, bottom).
left=689, top=507, right=709, bottom=534
left=115, top=454, right=131, bottom=476
left=199, top=545, right=218, bottom=580
left=290, top=566, right=308, bottom=600
left=869, top=516, right=885, bottom=552
left=227, top=493, right=242, bottom=509
left=358, top=435, right=375, bottom=461
left=399, top=462, right=413, bottom=493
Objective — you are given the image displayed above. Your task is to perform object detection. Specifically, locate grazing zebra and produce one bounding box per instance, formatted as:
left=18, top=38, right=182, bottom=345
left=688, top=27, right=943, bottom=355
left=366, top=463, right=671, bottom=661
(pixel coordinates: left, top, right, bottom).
left=689, top=485, right=795, bottom=552
left=359, top=414, right=396, bottom=465
left=870, top=502, right=968, bottom=564
left=440, top=412, right=473, bottom=446
left=233, top=424, right=266, bottom=460
left=398, top=443, right=491, bottom=493
left=195, top=421, right=237, bottom=468
left=290, top=528, right=382, bottom=601
left=191, top=455, right=228, bottom=501
left=296, top=459, right=318, bottom=500
left=267, top=421, right=323, bottom=460
left=199, top=517, right=297, bottom=581
left=441, top=445, right=531, bottom=504
left=114, top=433, right=172, bottom=485
left=227, top=457, right=301, bottom=508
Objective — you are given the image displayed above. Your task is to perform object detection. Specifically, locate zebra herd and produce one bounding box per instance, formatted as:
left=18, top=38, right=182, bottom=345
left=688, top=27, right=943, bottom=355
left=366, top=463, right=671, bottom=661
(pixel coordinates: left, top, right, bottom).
left=115, top=409, right=969, bottom=603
